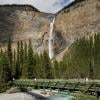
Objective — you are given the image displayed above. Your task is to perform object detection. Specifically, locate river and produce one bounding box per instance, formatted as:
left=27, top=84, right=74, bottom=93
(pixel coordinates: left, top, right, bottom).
left=49, top=94, right=73, bottom=100
left=0, top=90, right=73, bottom=100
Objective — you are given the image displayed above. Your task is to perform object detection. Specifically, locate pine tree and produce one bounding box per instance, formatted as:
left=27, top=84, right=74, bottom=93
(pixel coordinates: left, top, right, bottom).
left=34, top=53, right=41, bottom=78
left=12, top=49, right=16, bottom=79
left=7, top=36, right=12, bottom=64
left=19, top=41, right=24, bottom=64
left=0, top=51, right=11, bottom=83
left=39, top=54, right=46, bottom=79
left=22, top=42, right=28, bottom=78
left=15, top=41, right=20, bottom=79
left=19, top=41, right=24, bottom=77
left=7, top=35, right=12, bottom=80
left=43, top=51, right=54, bottom=79
left=27, top=40, right=35, bottom=79
left=0, top=49, right=3, bottom=56
left=23, top=42, right=28, bottom=61
left=53, top=60, right=59, bottom=79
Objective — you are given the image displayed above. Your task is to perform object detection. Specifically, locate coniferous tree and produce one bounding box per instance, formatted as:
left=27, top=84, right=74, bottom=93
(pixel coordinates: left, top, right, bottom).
left=43, top=51, right=54, bottom=79
left=27, top=40, right=35, bottom=79
left=19, top=41, right=24, bottom=77
left=0, top=32, right=100, bottom=81
left=15, top=41, right=20, bottom=79
left=7, top=36, right=12, bottom=80
left=7, top=36, right=12, bottom=65
left=34, top=53, right=41, bottom=78
left=12, top=49, right=16, bottom=79
left=22, top=42, right=28, bottom=78
left=23, top=42, right=28, bottom=61
left=53, top=60, right=59, bottom=79
left=0, top=51, right=11, bottom=83
left=39, top=54, right=46, bottom=79
left=0, top=49, right=3, bottom=56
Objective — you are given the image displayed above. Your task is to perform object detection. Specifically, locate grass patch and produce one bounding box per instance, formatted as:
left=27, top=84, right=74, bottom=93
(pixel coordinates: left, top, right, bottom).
left=73, top=93, right=97, bottom=100
left=0, top=82, right=12, bottom=93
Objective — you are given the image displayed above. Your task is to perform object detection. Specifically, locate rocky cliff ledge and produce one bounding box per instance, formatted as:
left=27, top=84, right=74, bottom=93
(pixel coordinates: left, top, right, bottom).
left=0, top=0, right=100, bottom=57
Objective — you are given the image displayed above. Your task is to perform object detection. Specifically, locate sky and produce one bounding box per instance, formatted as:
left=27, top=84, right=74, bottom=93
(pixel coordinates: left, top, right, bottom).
left=0, top=0, right=75, bottom=14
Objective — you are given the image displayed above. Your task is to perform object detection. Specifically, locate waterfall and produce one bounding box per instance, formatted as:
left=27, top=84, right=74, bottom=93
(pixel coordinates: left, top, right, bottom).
left=49, top=17, right=55, bottom=59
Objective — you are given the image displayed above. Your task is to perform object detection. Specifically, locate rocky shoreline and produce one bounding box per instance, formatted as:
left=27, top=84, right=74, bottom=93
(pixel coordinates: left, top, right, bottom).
left=0, top=88, right=50, bottom=100
left=0, top=92, right=49, bottom=100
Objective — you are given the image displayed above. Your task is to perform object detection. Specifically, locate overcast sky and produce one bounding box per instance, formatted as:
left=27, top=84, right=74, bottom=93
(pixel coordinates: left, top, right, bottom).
left=0, top=0, right=75, bottom=13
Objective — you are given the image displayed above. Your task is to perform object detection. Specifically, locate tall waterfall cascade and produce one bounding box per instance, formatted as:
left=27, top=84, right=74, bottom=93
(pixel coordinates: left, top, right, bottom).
left=49, top=17, right=55, bottom=59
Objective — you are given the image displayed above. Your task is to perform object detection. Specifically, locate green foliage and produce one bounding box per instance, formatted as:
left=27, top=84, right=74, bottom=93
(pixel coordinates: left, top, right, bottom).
left=42, top=51, right=54, bottom=79
left=7, top=36, right=12, bottom=80
left=15, top=41, right=21, bottom=79
left=27, top=40, right=35, bottom=79
left=53, top=33, right=100, bottom=79
left=0, top=32, right=100, bottom=90
left=0, top=51, right=11, bottom=83
left=73, top=93, right=96, bottom=100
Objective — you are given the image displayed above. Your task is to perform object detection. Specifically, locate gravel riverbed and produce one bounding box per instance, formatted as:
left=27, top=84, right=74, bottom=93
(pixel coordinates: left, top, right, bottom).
left=0, top=92, right=49, bottom=100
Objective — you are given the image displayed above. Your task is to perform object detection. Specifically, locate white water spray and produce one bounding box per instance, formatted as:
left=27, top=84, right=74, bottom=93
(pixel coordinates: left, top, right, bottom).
left=49, top=17, right=55, bottom=59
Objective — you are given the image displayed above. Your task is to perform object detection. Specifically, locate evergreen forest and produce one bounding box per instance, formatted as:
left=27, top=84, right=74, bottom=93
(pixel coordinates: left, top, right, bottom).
left=0, top=33, right=100, bottom=91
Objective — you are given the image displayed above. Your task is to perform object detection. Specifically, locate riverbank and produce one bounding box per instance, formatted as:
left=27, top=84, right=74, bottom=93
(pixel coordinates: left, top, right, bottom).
left=0, top=91, right=49, bottom=100
left=0, top=88, right=97, bottom=100
left=0, top=88, right=73, bottom=100
left=73, top=93, right=97, bottom=100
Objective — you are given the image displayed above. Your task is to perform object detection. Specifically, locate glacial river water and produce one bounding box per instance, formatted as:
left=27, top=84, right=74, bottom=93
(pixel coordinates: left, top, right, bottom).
left=0, top=94, right=73, bottom=100
left=49, top=94, right=73, bottom=100
left=32, top=89, right=73, bottom=100
left=0, top=89, right=74, bottom=100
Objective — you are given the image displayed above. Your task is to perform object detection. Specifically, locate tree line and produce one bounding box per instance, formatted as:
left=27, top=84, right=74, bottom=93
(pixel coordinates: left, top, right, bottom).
left=0, top=33, right=100, bottom=85
left=0, top=38, right=54, bottom=84
left=53, top=33, right=100, bottom=79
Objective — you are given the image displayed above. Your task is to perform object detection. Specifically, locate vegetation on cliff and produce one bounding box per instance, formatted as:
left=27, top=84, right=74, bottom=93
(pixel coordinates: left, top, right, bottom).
left=54, top=33, right=100, bottom=79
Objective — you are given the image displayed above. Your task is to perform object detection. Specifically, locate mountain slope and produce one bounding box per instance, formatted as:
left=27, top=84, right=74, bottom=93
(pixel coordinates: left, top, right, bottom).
left=55, top=0, right=100, bottom=59
left=0, top=5, right=50, bottom=53
left=0, top=0, right=100, bottom=58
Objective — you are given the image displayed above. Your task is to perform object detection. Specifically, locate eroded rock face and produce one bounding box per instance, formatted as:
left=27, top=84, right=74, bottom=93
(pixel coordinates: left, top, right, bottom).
left=0, top=0, right=100, bottom=57
left=0, top=6, right=50, bottom=53
left=55, top=0, right=100, bottom=50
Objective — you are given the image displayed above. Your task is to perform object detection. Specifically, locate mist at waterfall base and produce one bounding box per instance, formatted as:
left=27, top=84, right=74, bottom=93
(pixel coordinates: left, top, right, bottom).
left=49, top=17, right=55, bottom=59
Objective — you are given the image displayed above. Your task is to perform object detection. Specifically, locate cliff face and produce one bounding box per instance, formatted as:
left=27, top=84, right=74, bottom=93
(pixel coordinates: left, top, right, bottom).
left=54, top=0, right=100, bottom=58
left=0, top=0, right=100, bottom=57
left=0, top=5, right=50, bottom=53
